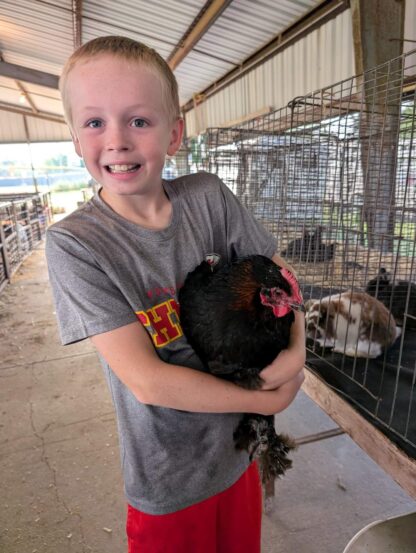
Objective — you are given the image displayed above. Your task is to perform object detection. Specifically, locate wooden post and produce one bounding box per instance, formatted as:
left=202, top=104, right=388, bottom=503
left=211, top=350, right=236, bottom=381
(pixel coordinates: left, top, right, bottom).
left=350, top=0, right=405, bottom=251
left=10, top=202, right=22, bottom=257
left=0, top=222, right=11, bottom=281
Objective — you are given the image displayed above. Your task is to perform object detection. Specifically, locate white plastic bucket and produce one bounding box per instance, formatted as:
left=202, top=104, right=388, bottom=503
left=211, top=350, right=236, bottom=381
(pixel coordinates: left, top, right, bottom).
left=342, top=511, right=416, bottom=552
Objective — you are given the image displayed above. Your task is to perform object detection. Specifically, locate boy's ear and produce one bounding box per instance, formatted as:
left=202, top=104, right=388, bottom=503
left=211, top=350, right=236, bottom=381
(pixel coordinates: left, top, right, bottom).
left=70, top=130, right=82, bottom=158
left=167, top=118, right=184, bottom=156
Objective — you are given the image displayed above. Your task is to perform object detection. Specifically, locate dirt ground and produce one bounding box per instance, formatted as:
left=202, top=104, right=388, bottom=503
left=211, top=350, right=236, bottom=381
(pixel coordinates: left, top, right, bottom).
left=1, top=245, right=415, bottom=553
left=0, top=246, right=126, bottom=552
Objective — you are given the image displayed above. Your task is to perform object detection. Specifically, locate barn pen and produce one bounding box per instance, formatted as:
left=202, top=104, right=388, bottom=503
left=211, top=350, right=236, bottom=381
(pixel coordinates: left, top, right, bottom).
left=180, top=48, right=416, bottom=501
left=0, top=191, right=52, bottom=292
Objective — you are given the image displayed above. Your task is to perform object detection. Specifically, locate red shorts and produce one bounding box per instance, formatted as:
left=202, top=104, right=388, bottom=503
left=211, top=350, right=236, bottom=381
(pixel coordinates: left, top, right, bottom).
left=126, top=462, right=262, bottom=553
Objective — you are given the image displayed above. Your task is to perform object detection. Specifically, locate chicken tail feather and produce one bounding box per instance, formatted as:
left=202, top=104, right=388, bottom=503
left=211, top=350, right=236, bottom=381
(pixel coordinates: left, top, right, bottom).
left=260, top=432, right=296, bottom=483
left=234, top=415, right=296, bottom=481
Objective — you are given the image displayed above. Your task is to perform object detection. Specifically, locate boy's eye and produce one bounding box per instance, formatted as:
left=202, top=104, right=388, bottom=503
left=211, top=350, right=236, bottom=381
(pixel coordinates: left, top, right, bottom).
left=87, top=119, right=102, bottom=128
left=131, top=118, right=147, bottom=128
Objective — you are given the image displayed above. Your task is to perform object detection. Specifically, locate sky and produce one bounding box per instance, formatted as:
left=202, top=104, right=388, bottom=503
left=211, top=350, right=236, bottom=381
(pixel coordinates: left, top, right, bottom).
left=0, top=141, right=80, bottom=168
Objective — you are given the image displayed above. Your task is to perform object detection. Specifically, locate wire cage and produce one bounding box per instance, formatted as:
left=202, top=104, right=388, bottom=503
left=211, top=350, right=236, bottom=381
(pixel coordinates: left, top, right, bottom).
left=162, top=145, right=190, bottom=180
left=184, top=49, right=416, bottom=461
left=0, top=192, right=51, bottom=291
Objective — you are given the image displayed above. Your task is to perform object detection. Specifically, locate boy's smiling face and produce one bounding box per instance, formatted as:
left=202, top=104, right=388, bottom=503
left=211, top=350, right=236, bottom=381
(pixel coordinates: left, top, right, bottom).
left=66, top=54, right=183, bottom=202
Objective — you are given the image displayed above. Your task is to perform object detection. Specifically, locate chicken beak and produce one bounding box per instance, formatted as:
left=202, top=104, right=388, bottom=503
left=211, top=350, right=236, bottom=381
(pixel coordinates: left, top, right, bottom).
left=289, top=302, right=306, bottom=313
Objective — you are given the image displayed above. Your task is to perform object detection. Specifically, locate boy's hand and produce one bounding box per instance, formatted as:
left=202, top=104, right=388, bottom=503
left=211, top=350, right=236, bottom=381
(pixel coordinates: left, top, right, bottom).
left=255, top=370, right=305, bottom=416
left=259, top=342, right=306, bottom=390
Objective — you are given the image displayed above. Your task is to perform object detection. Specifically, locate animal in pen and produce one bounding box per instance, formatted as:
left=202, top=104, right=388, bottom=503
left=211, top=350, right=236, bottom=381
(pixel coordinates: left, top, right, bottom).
left=366, top=268, right=416, bottom=330
left=178, top=255, right=304, bottom=484
left=305, top=291, right=401, bottom=358
left=280, top=225, right=336, bottom=263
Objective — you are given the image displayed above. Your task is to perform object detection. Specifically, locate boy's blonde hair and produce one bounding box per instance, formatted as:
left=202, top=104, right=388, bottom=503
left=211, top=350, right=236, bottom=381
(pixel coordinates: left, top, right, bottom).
left=59, top=35, right=181, bottom=127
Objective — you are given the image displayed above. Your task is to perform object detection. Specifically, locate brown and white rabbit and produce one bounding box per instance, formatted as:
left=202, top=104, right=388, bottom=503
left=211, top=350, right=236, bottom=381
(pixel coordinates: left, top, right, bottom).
left=305, top=291, right=401, bottom=358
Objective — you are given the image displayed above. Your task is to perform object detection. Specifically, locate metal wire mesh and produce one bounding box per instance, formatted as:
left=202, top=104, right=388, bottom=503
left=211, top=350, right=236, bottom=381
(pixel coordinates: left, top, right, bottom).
left=0, top=192, right=51, bottom=291
left=182, top=49, right=416, bottom=458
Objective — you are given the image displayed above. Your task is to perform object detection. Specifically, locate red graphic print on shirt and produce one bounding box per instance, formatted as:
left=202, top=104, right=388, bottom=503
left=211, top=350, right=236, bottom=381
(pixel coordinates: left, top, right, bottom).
left=136, top=299, right=182, bottom=348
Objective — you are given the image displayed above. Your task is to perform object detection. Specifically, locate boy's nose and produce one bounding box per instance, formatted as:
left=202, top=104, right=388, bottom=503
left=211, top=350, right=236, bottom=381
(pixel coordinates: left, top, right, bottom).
left=106, top=126, right=132, bottom=151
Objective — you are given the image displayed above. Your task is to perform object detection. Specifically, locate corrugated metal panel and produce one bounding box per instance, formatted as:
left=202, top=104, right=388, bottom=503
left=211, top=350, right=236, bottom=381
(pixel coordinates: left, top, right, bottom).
left=81, top=0, right=212, bottom=104
left=174, top=50, right=235, bottom=103
left=24, top=95, right=64, bottom=117
left=25, top=117, right=71, bottom=143
left=0, top=51, right=63, bottom=77
left=0, top=76, right=20, bottom=105
left=20, top=83, right=62, bottom=102
left=0, top=109, right=69, bottom=143
left=0, top=78, right=64, bottom=117
left=195, top=0, right=321, bottom=65
left=185, top=9, right=355, bottom=136
left=82, top=0, right=203, bottom=59
left=0, top=110, right=27, bottom=143
left=174, top=0, right=321, bottom=103
left=0, top=0, right=74, bottom=75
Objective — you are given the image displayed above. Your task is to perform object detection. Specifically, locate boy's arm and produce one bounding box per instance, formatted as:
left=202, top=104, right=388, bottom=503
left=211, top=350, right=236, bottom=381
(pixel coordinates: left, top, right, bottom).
left=259, top=253, right=306, bottom=391
left=91, top=320, right=303, bottom=416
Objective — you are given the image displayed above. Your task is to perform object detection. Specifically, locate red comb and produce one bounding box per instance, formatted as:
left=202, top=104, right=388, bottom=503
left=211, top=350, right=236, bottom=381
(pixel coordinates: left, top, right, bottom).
left=281, top=268, right=304, bottom=306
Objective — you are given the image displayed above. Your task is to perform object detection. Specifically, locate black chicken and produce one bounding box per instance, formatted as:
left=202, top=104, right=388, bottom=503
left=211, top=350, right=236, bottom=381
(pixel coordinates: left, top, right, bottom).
left=178, top=254, right=304, bottom=483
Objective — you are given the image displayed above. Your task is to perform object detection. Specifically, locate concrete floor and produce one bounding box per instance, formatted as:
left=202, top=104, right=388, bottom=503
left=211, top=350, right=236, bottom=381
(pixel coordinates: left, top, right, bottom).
left=1, top=244, right=415, bottom=553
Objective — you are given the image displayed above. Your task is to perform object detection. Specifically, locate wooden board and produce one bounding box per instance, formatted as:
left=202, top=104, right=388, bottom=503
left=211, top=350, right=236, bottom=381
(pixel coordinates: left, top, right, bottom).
left=302, top=369, right=416, bottom=499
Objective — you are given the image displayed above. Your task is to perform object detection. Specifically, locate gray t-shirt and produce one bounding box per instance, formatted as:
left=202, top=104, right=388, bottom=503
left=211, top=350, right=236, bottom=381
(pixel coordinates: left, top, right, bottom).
left=46, top=172, right=277, bottom=514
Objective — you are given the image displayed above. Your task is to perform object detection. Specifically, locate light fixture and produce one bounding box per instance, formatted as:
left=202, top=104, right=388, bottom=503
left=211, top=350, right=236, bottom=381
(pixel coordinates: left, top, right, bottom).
left=19, top=91, right=27, bottom=104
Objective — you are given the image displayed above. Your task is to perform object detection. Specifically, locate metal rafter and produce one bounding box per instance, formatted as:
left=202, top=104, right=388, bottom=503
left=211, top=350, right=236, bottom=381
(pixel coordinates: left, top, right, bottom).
left=15, top=81, right=39, bottom=114
left=0, top=50, right=39, bottom=120
left=0, top=101, right=65, bottom=124
left=0, top=61, right=59, bottom=89
left=72, top=0, right=83, bottom=50
left=167, top=0, right=234, bottom=71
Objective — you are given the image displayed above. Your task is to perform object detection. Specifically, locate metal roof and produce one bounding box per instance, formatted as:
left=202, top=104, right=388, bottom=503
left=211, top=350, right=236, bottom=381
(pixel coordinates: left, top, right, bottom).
left=0, top=0, right=326, bottom=143
left=185, top=8, right=356, bottom=136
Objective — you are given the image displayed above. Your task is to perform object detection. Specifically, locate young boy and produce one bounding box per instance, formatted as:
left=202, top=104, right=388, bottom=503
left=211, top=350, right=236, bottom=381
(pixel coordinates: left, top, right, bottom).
left=46, top=36, right=305, bottom=553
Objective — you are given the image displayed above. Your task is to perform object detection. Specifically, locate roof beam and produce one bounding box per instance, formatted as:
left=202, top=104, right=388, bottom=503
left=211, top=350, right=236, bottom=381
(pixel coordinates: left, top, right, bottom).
left=0, top=101, right=65, bottom=124
left=0, top=61, right=59, bottom=89
left=72, top=0, right=83, bottom=49
left=15, top=81, right=39, bottom=114
left=168, top=0, right=234, bottom=70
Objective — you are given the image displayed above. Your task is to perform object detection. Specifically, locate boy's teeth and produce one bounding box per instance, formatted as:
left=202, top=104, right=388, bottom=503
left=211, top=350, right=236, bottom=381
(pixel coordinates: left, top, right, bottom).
left=108, top=164, right=138, bottom=172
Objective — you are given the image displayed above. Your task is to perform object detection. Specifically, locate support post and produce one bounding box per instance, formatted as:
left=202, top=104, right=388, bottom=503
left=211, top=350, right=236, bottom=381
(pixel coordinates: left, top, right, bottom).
left=0, top=222, right=11, bottom=281
left=351, top=0, right=405, bottom=251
